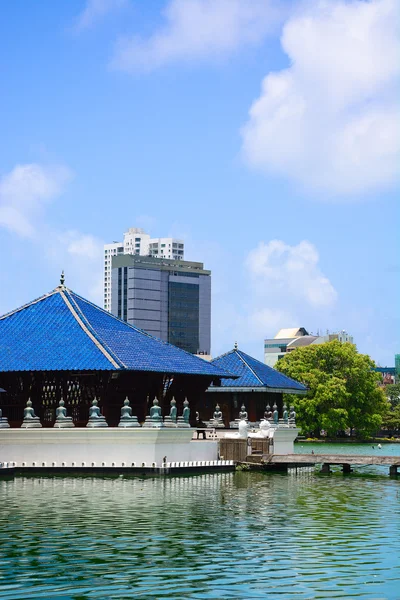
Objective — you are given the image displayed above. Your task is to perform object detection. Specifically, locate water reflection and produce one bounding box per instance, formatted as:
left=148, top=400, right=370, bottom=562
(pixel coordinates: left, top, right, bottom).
left=0, top=473, right=399, bottom=599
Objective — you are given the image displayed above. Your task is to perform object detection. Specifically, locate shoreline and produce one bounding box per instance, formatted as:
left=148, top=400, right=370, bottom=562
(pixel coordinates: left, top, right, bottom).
left=296, top=438, right=400, bottom=444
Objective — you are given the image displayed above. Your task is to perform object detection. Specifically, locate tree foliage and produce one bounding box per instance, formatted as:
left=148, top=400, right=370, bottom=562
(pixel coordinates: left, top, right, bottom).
left=275, top=340, right=387, bottom=438
left=382, top=384, right=400, bottom=434
left=385, top=383, right=400, bottom=408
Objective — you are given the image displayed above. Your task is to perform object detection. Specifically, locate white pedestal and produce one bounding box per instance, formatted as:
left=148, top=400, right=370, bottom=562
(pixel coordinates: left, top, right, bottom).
left=272, top=427, right=299, bottom=454
left=0, top=428, right=218, bottom=467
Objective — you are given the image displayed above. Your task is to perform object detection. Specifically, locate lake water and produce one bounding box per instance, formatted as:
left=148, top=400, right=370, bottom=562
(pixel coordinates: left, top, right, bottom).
left=0, top=446, right=399, bottom=599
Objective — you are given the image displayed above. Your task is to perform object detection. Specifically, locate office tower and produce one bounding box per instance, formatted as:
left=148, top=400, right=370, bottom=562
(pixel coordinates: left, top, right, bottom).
left=104, top=228, right=184, bottom=312
left=111, top=254, right=211, bottom=355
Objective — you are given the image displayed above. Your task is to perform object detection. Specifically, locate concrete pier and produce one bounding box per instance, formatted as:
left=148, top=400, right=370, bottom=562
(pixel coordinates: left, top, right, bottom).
left=260, top=453, right=400, bottom=476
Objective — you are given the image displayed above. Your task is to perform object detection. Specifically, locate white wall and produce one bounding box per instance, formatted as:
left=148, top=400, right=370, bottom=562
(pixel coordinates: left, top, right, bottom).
left=0, top=428, right=218, bottom=467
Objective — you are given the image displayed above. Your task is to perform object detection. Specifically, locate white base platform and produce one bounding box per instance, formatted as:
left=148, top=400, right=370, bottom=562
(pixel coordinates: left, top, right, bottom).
left=0, top=428, right=218, bottom=468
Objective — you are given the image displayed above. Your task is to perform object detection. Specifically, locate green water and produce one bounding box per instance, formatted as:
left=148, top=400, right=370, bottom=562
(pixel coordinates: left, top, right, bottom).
left=0, top=466, right=399, bottom=599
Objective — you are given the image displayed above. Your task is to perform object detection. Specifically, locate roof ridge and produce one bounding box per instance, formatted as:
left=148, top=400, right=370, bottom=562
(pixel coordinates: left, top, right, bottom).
left=211, top=348, right=237, bottom=362
left=0, top=289, right=58, bottom=321
left=68, top=289, right=232, bottom=377
left=235, top=350, right=264, bottom=385
left=60, top=289, right=123, bottom=370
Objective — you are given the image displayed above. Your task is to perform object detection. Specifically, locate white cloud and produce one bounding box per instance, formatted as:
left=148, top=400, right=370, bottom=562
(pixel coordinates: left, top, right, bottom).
left=111, top=0, right=283, bottom=72
left=74, top=0, right=127, bottom=31
left=208, top=238, right=337, bottom=358
left=248, top=307, right=293, bottom=334
left=242, top=0, right=400, bottom=196
left=48, top=231, right=104, bottom=304
left=0, top=160, right=104, bottom=306
left=0, top=163, right=72, bottom=237
left=64, top=231, right=103, bottom=261
left=246, top=240, right=337, bottom=308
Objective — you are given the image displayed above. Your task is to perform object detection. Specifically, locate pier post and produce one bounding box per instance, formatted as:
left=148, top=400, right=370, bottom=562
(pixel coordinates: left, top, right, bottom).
left=342, top=463, right=352, bottom=474
left=389, top=465, right=398, bottom=476
left=320, top=463, right=331, bottom=474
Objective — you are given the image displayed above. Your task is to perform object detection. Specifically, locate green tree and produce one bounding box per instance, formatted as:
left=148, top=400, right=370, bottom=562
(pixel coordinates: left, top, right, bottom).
left=276, top=340, right=387, bottom=438
left=382, top=384, right=400, bottom=435
left=385, top=383, right=400, bottom=408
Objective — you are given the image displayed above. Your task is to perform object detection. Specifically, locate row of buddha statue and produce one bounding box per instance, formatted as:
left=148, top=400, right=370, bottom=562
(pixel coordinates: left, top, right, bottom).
left=263, top=403, right=296, bottom=425
left=0, top=397, right=191, bottom=429
left=0, top=398, right=296, bottom=429
left=209, top=402, right=296, bottom=427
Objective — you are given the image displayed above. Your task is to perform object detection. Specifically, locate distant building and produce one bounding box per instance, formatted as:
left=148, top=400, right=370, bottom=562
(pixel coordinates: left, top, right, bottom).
left=264, top=327, right=354, bottom=367
left=374, top=355, right=400, bottom=385
left=374, top=368, right=396, bottom=386
left=104, top=227, right=184, bottom=312
left=111, top=254, right=211, bottom=355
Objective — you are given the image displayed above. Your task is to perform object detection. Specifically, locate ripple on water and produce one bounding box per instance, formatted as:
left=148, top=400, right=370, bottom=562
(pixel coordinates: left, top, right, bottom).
left=0, top=472, right=399, bottom=599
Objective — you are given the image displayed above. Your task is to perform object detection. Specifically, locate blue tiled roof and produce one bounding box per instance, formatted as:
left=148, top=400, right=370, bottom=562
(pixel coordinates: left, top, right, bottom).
left=210, top=349, right=307, bottom=392
left=0, top=286, right=232, bottom=378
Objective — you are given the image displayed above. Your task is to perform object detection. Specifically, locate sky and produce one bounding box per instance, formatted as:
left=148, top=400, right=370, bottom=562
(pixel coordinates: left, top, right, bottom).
left=0, top=0, right=399, bottom=366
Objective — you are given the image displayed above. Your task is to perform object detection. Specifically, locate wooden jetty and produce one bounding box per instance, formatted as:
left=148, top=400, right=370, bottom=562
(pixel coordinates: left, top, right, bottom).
left=258, top=454, right=400, bottom=476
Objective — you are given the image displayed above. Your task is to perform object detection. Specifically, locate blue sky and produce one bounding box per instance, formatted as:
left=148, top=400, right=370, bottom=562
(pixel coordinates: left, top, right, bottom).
left=0, top=0, right=398, bottom=365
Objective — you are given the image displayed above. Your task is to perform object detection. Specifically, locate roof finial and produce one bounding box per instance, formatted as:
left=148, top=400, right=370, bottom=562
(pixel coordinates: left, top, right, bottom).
left=60, top=270, right=65, bottom=286
left=234, top=341, right=238, bottom=350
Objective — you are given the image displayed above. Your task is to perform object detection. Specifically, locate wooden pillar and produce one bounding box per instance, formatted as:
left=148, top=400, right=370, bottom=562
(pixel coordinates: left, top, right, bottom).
left=248, top=394, right=257, bottom=422
left=342, top=463, right=352, bottom=473
left=320, top=463, right=331, bottom=474
left=389, top=465, right=398, bottom=476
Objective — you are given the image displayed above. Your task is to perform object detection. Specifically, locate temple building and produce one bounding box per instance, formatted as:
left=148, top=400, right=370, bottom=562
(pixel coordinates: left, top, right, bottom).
left=205, top=345, right=307, bottom=426
left=0, top=276, right=232, bottom=428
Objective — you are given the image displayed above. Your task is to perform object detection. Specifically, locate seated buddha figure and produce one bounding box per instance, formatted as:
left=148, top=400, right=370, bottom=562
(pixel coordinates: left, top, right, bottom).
left=54, top=398, right=74, bottom=428
left=21, top=398, right=42, bottom=428
left=86, top=398, right=108, bottom=427
left=238, top=404, right=248, bottom=421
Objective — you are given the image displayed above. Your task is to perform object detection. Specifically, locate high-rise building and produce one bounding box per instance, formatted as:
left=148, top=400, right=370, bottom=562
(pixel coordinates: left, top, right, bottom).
left=264, top=327, right=354, bottom=367
left=104, top=228, right=184, bottom=312
left=111, top=254, right=211, bottom=355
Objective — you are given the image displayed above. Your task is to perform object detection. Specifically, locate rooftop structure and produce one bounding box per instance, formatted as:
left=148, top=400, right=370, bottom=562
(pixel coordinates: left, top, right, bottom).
left=104, top=228, right=184, bottom=312
left=210, top=348, right=307, bottom=393
left=204, top=346, right=307, bottom=426
left=0, top=276, right=232, bottom=427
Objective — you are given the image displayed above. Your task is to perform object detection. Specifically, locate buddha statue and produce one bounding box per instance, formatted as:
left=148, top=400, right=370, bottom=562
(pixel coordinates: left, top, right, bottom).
left=54, top=398, right=74, bottom=428
left=210, top=403, right=224, bottom=428
left=118, top=397, right=140, bottom=428
left=282, top=403, right=288, bottom=424
left=289, top=406, right=296, bottom=425
left=150, top=398, right=162, bottom=421
left=86, top=397, right=108, bottom=427
left=264, top=404, right=272, bottom=420
left=272, top=403, right=279, bottom=425
left=177, top=398, right=191, bottom=428
left=143, top=397, right=164, bottom=428
left=21, top=398, right=42, bottom=428
left=238, top=404, right=248, bottom=421
left=164, top=397, right=178, bottom=427
left=0, top=407, right=10, bottom=429
left=183, top=399, right=190, bottom=424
